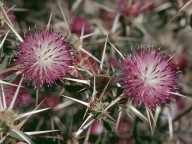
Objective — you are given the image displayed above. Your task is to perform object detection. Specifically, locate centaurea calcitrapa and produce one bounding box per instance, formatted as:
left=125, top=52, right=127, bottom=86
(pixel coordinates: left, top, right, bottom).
left=0, top=71, right=31, bottom=108
left=0, top=76, right=56, bottom=143
left=0, top=78, right=31, bottom=108
left=120, top=47, right=178, bottom=109
left=16, top=29, right=72, bottom=86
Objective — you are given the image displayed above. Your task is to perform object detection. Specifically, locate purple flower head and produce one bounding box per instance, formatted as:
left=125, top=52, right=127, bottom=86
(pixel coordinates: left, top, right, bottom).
left=120, top=47, right=177, bottom=109
left=16, top=29, right=72, bottom=86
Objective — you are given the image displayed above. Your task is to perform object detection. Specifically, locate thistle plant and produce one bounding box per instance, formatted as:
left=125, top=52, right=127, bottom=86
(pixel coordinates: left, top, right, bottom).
left=120, top=47, right=177, bottom=109
left=0, top=73, right=31, bottom=108
left=0, top=0, right=192, bottom=144
left=0, top=75, right=57, bottom=143
left=16, top=29, right=72, bottom=86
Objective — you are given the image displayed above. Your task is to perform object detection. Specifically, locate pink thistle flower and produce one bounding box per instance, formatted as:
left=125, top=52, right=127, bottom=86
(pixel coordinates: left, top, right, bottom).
left=16, top=29, right=72, bottom=86
left=0, top=73, right=31, bottom=108
left=70, top=16, right=92, bottom=35
left=1, top=84, right=31, bottom=108
left=120, top=47, right=177, bottom=109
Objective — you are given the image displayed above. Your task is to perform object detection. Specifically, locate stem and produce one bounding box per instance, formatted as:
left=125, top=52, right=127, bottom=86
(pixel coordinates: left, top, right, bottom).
left=133, top=117, right=139, bottom=143
left=35, top=87, right=40, bottom=106
left=75, top=119, right=95, bottom=136
left=119, top=16, right=126, bottom=36
left=104, top=94, right=124, bottom=111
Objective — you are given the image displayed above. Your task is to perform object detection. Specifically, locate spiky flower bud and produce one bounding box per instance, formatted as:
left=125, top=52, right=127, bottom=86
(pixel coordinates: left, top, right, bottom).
left=90, top=100, right=108, bottom=119
left=0, top=73, right=31, bottom=108
left=70, top=16, right=92, bottom=35
left=1, top=84, right=30, bottom=108
left=16, top=29, right=72, bottom=86
left=120, top=47, right=177, bottom=108
left=172, top=53, right=187, bottom=70
left=0, top=109, right=15, bottom=133
left=90, top=120, right=103, bottom=136
left=71, top=51, right=97, bottom=78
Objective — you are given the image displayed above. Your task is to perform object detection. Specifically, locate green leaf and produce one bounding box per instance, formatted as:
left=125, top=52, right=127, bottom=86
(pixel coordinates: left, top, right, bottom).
left=0, top=55, right=14, bottom=70
left=3, top=72, right=17, bottom=82
left=112, top=69, right=121, bottom=77
left=103, top=120, right=112, bottom=131
left=9, top=129, right=33, bottom=144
